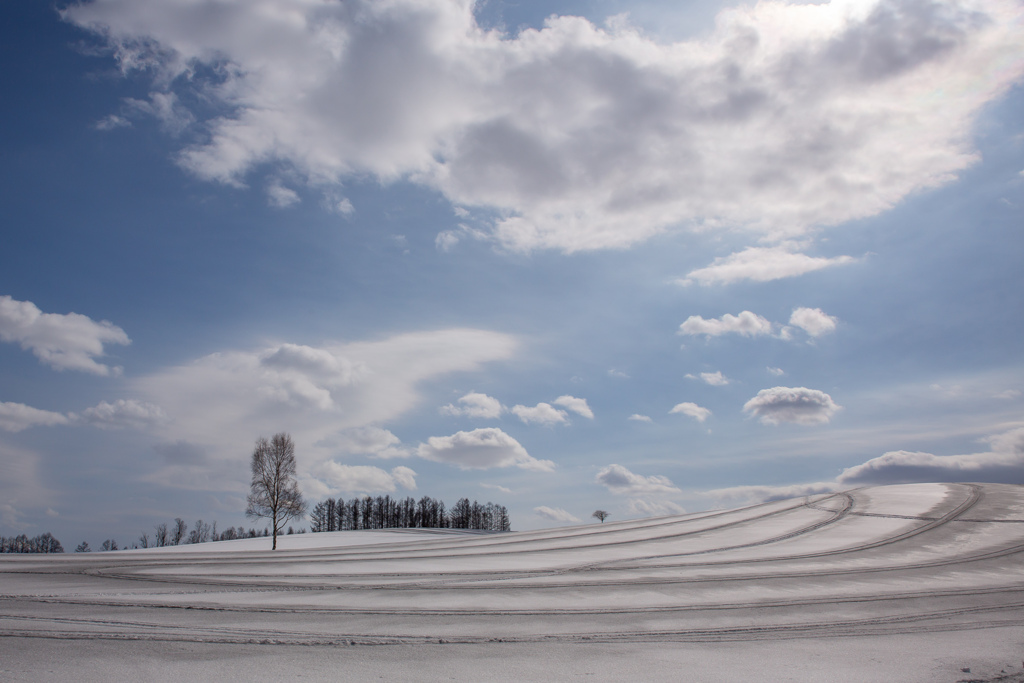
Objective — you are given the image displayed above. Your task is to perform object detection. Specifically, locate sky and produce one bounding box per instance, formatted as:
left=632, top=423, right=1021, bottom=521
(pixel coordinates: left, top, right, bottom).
left=1, top=0, right=1023, bottom=545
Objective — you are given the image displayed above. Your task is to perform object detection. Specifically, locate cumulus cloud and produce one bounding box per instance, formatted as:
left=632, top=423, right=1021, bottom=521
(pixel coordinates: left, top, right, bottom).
left=596, top=463, right=681, bottom=495
left=481, top=482, right=512, bottom=494
left=789, top=307, right=838, bottom=337
left=441, top=392, right=504, bottom=419
left=511, top=402, right=568, bottom=425
left=534, top=506, right=580, bottom=523
left=838, top=427, right=1024, bottom=485
left=314, top=462, right=418, bottom=494
left=553, top=395, right=593, bottom=419
left=65, top=0, right=1024, bottom=253
left=0, top=402, right=70, bottom=432
left=416, top=427, right=555, bottom=471
left=628, top=414, right=653, bottom=423
left=743, top=386, right=841, bottom=425
left=132, top=328, right=518, bottom=477
left=681, top=247, right=857, bottom=286
left=0, top=295, right=130, bottom=375
left=679, top=311, right=774, bottom=338
left=670, top=402, right=712, bottom=423
left=767, top=367, right=786, bottom=376
left=77, top=399, right=167, bottom=430
left=687, top=371, right=730, bottom=386
left=628, top=499, right=686, bottom=517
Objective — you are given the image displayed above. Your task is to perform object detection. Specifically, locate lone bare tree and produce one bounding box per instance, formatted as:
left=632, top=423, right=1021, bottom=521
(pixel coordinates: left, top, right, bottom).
left=246, top=433, right=307, bottom=550
left=592, top=510, right=609, bottom=523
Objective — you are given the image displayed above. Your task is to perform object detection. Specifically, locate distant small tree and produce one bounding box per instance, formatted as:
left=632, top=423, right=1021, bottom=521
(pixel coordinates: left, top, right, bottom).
left=246, top=433, right=306, bottom=550
left=592, top=510, right=609, bottom=523
left=154, top=523, right=169, bottom=547
left=75, top=541, right=91, bottom=553
left=100, top=539, right=118, bottom=552
left=138, top=533, right=150, bottom=549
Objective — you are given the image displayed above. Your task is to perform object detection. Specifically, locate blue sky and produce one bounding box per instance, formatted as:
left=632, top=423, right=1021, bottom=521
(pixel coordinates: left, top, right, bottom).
left=2, top=0, right=1023, bottom=544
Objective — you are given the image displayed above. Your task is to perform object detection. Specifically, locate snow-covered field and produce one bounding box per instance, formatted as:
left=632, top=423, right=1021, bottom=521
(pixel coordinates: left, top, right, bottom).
left=3, top=482, right=1024, bottom=682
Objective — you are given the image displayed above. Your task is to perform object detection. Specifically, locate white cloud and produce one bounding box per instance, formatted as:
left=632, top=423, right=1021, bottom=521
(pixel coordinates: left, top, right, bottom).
left=687, top=371, right=730, bottom=386
left=767, top=367, right=786, bottom=377
left=416, top=427, right=555, bottom=471
left=0, top=442, right=54, bottom=527
left=0, top=295, right=130, bottom=375
left=679, top=311, right=773, bottom=338
left=595, top=463, right=681, bottom=495
left=317, top=426, right=410, bottom=459
left=94, top=114, right=130, bottom=130
left=838, top=426, right=1024, bottom=485
left=743, top=386, right=841, bottom=425
left=0, top=402, right=70, bottom=432
left=553, top=395, right=593, bottom=419
left=608, top=369, right=630, bottom=379
left=995, top=389, right=1021, bottom=399
left=628, top=414, right=652, bottom=423
left=789, top=307, right=838, bottom=337
left=669, top=402, right=712, bottom=423
left=124, top=91, right=194, bottom=134
left=390, top=465, right=418, bottom=490
left=534, top=506, right=580, bottom=523
left=267, top=181, right=300, bottom=208
left=78, top=399, right=167, bottom=430
left=132, top=328, right=518, bottom=478
left=704, top=481, right=839, bottom=505
left=703, top=425, right=1024, bottom=504
left=681, top=246, right=856, bottom=286
left=628, top=499, right=686, bottom=517
left=511, top=402, right=568, bottom=425
left=314, top=462, right=418, bottom=494
left=65, top=0, right=1024, bottom=253
left=322, top=192, right=355, bottom=216
left=481, top=482, right=512, bottom=494
left=441, top=392, right=504, bottom=419
left=435, top=230, right=460, bottom=252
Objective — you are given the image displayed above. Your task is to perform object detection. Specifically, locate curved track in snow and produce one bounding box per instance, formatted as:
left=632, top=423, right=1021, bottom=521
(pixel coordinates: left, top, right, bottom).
left=3, top=482, right=1024, bottom=650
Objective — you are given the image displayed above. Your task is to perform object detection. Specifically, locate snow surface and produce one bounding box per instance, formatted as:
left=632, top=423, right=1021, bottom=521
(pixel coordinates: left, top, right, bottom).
left=3, top=482, right=1024, bottom=682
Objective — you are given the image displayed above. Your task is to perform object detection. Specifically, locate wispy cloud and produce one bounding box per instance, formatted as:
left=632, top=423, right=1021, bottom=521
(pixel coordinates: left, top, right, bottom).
left=0, top=402, right=71, bottom=432
left=680, top=247, right=856, bottom=286
left=534, top=506, right=580, bottom=523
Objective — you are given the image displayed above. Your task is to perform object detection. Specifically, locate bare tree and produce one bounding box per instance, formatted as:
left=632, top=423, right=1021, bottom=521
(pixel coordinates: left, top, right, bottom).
left=154, top=523, right=168, bottom=547
left=171, top=518, right=188, bottom=545
left=592, top=510, right=609, bottom=523
left=246, top=433, right=307, bottom=550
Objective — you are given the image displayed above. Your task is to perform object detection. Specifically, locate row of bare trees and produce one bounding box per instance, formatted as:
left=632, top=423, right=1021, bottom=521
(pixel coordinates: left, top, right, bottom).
left=309, top=495, right=510, bottom=532
left=0, top=533, right=63, bottom=553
